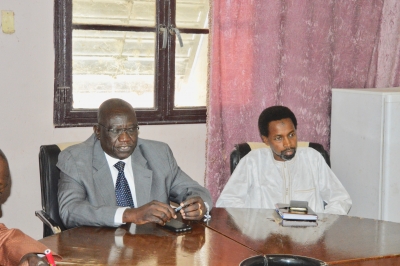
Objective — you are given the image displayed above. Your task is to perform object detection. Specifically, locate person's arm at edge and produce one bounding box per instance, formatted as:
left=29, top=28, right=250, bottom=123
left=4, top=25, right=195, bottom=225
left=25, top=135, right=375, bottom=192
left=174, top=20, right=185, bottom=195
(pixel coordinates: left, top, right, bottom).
left=0, top=224, right=61, bottom=265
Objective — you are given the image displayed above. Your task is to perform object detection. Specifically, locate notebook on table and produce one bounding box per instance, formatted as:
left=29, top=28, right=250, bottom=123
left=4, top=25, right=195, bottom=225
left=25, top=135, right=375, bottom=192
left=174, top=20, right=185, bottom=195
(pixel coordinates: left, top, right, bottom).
left=275, top=201, right=318, bottom=221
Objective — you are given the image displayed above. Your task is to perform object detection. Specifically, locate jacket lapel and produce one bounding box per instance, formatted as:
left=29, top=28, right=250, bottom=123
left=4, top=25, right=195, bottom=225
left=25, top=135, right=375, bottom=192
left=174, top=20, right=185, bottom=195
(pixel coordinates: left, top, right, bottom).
left=132, top=143, right=153, bottom=207
left=92, top=138, right=117, bottom=206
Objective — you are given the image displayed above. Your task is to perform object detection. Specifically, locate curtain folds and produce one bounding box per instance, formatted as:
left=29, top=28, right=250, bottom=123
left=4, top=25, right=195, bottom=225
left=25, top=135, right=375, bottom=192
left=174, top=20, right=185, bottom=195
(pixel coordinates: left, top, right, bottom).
left=206, top=0, right=400, bottom=203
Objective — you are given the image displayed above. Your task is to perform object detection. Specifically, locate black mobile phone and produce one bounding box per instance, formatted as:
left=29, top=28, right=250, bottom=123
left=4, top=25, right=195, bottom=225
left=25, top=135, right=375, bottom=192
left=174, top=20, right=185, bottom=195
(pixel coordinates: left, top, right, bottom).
left=162, top=219, right=192, bottom=233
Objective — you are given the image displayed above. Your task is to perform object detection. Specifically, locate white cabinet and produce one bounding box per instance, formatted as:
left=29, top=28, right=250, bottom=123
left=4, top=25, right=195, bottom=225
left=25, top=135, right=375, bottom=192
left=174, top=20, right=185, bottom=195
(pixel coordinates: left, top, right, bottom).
left=331, top=88, right=400, bottom=222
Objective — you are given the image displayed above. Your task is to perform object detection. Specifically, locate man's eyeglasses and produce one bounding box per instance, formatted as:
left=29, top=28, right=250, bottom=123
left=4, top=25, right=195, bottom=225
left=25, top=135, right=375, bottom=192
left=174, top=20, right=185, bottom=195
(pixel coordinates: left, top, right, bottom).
left=98, top=124, right=139, bottom=137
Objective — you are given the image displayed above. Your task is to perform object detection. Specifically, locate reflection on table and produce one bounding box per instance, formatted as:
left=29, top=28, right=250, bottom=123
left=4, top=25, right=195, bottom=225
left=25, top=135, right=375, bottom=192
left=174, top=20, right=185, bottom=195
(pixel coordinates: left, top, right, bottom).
left=206, top=208, right=400, bottom=265
left=39, top=220, right=258, bottom=265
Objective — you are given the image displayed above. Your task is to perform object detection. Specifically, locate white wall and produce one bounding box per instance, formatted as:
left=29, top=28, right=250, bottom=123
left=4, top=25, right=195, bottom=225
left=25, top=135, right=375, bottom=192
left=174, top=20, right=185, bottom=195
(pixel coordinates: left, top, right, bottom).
left=0, top=0, right=207, bottom=240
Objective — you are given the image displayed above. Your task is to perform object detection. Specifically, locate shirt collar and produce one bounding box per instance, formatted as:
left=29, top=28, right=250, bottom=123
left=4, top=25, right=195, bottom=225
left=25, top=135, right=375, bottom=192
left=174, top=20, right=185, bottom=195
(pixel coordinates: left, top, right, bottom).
left=104, top=152, right=131, bottom=167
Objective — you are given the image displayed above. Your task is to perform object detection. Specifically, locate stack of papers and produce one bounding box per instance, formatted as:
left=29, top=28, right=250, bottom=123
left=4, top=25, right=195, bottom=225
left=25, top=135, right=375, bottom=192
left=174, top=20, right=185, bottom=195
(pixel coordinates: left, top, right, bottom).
left=275, top=203, right=318, bottom=227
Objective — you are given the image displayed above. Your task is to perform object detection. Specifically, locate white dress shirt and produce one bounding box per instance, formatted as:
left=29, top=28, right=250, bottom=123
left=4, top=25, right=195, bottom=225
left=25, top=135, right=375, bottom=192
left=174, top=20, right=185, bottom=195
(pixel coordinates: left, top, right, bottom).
left=104, top=153, right=138, bottom=225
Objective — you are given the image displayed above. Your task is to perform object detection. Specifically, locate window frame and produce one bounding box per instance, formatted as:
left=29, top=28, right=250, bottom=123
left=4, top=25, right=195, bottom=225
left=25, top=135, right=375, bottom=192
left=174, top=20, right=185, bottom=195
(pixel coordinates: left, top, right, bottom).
left=54, top=0, right=208, bottom=127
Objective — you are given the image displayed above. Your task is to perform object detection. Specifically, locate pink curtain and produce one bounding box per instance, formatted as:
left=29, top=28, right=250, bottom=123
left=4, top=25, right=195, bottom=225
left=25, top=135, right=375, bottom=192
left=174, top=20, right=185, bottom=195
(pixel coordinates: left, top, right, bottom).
left=367, top=0, right=400, bottom=87
left=206, top=0, right=400, bottom=204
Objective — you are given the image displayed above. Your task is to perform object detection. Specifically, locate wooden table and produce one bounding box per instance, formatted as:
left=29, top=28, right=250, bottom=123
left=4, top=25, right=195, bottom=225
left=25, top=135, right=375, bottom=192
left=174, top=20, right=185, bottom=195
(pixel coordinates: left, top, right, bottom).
left=39, top=208, right=400, bottom=265
left=39, top=220, right=259, bottom=265
left=205, top=208, right=400, bottom=265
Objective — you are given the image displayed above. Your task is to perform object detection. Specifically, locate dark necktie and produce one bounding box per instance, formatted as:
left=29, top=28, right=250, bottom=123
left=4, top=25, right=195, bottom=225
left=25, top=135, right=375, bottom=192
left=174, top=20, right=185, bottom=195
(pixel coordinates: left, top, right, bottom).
left=114, top=161, right=135, bottom=208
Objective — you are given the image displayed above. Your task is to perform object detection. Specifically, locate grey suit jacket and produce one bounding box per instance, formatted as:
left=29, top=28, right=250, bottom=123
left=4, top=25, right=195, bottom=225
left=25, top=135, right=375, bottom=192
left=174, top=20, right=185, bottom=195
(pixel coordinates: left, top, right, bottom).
left=57, top=134, right=212, bottom=228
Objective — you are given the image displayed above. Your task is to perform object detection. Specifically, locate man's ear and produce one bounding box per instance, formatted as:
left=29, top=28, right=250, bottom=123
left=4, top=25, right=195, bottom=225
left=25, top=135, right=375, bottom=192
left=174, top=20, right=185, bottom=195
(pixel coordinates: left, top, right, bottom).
left=93, top=125, right=100, bottom=139
left=261, top=135, right=269, bottom=146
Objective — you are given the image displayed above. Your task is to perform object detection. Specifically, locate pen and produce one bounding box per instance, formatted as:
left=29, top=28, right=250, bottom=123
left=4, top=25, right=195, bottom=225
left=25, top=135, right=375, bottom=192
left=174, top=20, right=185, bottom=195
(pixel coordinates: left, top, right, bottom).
left=45, top=249, right=56, bottom=265
left=175, top=205, right=183, bottom=212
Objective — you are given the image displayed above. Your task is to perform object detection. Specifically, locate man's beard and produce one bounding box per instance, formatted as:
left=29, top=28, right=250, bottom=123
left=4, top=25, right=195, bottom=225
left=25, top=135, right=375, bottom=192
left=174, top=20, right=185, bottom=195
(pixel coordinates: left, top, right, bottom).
left=272, top=148, right=296, bottom=161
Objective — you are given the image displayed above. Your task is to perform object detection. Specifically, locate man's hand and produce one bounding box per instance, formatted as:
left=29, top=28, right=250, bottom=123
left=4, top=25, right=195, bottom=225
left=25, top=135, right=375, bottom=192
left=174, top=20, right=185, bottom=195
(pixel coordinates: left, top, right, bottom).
left=178, top=196, right=206, bottom=220
left=19, top=254, right=49, bottom=266
left=122, top=200, right=176, bottom=225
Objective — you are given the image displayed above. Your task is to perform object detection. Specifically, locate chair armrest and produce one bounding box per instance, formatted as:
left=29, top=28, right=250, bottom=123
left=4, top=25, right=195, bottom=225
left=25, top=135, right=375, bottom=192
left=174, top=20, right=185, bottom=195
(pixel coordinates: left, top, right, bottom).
left=35, top=210, right=62, bottom=235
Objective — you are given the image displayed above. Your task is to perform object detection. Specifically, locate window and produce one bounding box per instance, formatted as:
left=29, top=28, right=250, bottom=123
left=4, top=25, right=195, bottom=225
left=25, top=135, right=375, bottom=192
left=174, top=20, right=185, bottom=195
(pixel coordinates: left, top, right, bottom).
left=54, top=0, right=209, bottom=127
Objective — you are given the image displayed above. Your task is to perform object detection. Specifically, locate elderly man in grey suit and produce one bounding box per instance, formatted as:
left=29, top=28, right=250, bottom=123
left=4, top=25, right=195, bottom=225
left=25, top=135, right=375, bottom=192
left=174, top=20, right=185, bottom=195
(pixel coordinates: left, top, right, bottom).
left=57, top=98, right=212, bottom=228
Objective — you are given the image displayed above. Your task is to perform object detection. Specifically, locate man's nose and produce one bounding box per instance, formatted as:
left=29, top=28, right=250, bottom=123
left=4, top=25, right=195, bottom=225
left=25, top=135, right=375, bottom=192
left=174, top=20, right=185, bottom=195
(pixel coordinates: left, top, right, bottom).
left=282, top=137, right=290, bottom=148
left=118, top=130, right=132, bottom=141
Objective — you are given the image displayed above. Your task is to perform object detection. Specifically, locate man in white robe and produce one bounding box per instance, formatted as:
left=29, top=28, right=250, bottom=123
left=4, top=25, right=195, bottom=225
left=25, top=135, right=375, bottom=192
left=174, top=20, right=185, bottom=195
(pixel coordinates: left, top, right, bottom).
left=216, top=106, right=351, bottom=215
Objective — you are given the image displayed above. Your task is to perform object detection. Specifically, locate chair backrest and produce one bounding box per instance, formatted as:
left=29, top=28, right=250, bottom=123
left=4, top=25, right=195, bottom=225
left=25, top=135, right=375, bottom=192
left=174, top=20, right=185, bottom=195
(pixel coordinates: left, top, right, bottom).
left=230, top=141, right=330, bottom=174
left=39, top=142, right=79, bottom=237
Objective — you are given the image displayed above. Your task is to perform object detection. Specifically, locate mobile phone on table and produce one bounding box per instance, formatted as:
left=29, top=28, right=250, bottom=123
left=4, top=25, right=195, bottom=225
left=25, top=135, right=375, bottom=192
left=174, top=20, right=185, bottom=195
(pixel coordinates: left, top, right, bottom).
left=162, top=219, right=192, bottom=233
left=289, top=200, right=308, bottom=213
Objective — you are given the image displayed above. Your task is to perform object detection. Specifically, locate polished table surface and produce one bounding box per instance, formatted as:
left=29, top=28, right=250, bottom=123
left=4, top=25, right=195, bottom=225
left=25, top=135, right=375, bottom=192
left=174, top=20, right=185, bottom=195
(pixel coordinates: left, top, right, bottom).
left=39, top=208, right=400, bottom=265
left=39, top=220, right=259, bottom=265
left=206, top=208, right=400, bottom=265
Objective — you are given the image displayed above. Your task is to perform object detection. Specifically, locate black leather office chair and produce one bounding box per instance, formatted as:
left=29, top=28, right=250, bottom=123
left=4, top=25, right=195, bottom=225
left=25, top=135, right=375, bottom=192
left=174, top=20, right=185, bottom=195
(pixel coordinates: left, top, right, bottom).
left=35, top=142, right=79, bottom=237
left=230, top=141, right=331, bottom=174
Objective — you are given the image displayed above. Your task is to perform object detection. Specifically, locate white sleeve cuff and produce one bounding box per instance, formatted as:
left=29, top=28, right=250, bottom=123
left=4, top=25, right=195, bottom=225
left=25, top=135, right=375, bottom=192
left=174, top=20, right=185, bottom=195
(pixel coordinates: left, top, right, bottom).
left=114, top=207, right=129, bottom=225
